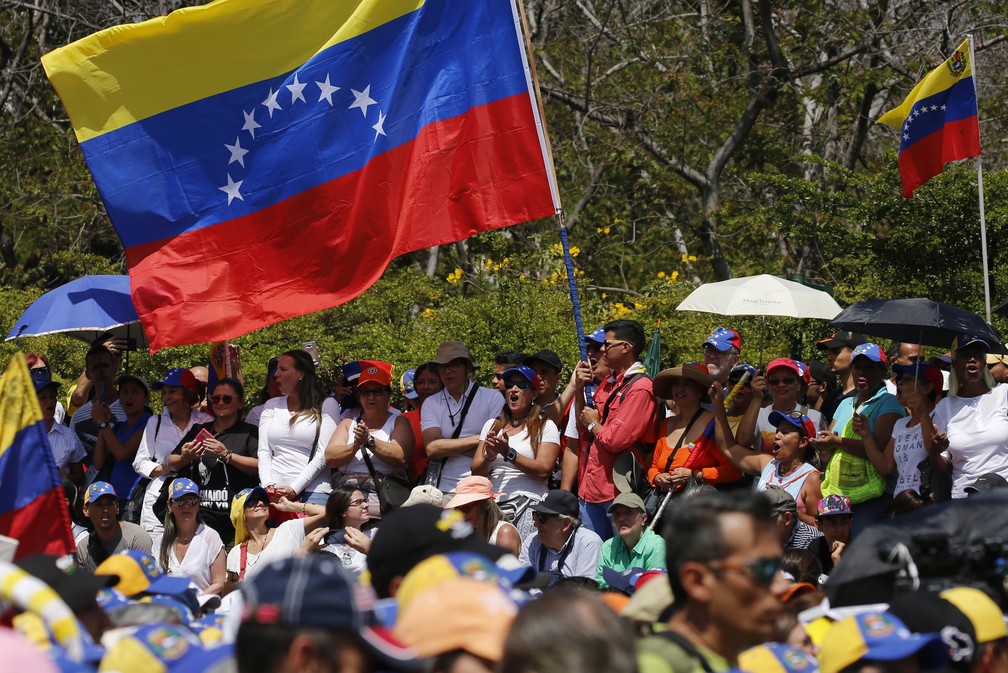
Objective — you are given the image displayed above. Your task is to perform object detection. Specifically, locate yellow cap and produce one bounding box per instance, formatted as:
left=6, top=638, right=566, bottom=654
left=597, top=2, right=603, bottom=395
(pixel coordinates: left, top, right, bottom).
left=940, top=587, right=1008, bottom=644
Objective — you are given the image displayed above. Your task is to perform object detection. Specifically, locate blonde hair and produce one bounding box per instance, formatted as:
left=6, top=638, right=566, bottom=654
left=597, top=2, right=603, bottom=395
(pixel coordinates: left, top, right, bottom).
left=947, top=366, right=995, bottom=397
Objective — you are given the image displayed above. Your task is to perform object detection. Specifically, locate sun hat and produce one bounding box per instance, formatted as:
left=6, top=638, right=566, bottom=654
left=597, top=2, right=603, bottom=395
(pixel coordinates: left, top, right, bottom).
left=443, top=476, right=500, bottom=509
left=433, top=340, right=477, bottom=367
left=402, top=485, right=444, bottom=508
left=653, top=362, right=713, bottom=399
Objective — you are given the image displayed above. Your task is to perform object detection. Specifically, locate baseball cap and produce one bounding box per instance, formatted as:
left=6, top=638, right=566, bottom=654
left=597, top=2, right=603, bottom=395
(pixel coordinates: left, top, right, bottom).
left=116, top=373, right=150, bottom=396
left=887, top=590, right=980, bottom=669
left=768, top=410, right=817, bottom=439
left=15, top=554, right=115, bottom=612
left=31, top=368, right=58, bottom=393
left=523, top=349, right=563, bottom=373
left=400, top=369, right=418, bottom=400
left=795, top=361, right=811, bottom=385
left=766, top=357, right=801, bottom=378
left=703, top=327, right=741, bottom=352
left=95, top=550, right=192, bottom=597
left=963, top=472, right=1008, bottom=496
left=892, top=362, right=943, bottom=393
left=817, top=331, right=867, bottom=350
left=151, top=368, right=198, bottom=392
left=817, top=495, right=852, bottom=518
left=808, top=361, right=837, bottom=387
left=951, top=333, right=991, bottom=355
left=394, top=552, right=536, bottom=615
left=394, top=577, right=517, bottom=662
left=401, top=485, right=444, bottom=508
left=818, top=611, right=947, bottom=673
left=530, top=489, right=580, bottom=518
left=265, top=356, right=280, bottom=380
left=762, top=488, right=798, bottom=516
left=242, top=554, right=417, bottom=669
left=84, top=481, right=117, bottom=505
left=728, top=363, right=758, bottom=383
left=851, top=343, right=887, bottom=365
left=600, top=567, right=666, bottom=596
left=231, top=486, right=269, bottom=545
left=941, top=586, right=1008, bottom=644
left=501, top=365, right=540, bottom=388
left=585, top=326, right=607, bottom=345
left=358, top=360, right=393, bottom=388
left=168, top=478, right=199, bottom=501
left=737, top=643, right=820, bottom=673
left=342, top=360, right=362, bottom=382
left=608, top=491, right=646, bottom=514
left=99, top=623, right=234, bottom=673
left=367, top=505, right=506, bottom=599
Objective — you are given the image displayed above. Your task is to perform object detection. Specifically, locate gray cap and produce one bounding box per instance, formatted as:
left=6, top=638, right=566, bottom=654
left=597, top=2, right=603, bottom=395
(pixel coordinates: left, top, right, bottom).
left=762, top=488, right=797, bottom=516
left=608, top=491, right=647, bottom=514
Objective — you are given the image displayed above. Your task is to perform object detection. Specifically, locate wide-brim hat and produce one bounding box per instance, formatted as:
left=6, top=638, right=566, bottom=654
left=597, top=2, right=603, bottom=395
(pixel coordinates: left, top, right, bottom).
left=612, top=452, right=648, bottom=496
left=653, top=363, right=713, bottom=399
left=444, top=476, right=499, bottom=509
left=433, top=340, right=477, bottom=367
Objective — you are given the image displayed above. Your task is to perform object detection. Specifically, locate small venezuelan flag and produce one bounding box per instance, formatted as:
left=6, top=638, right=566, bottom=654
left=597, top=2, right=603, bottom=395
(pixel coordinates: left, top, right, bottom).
left=878, top=38, right=981, bottom=198
left=42, top=0, right=558, bottom=351
left=0, top=353, right=75, bottom=559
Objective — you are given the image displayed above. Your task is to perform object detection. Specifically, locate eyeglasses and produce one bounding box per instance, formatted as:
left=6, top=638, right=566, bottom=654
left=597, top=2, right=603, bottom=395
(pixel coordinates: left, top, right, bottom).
left=532, top=511, right=559, bottom=523
left=439, top=359, right=468, bottom=370
left=504, top=379, right=532, bottom=390
left=359, top=388, right=389, bottom=397
left=767, top=378, right=797, bottom=386
left=172, top=497, right=200, bottom=508
left=210, top=394, right=236, bottom=404
left=602, top=340, right=628, bottom=351
left=348, top=498, right=368, bottom=509
left=708, top=557, right=782, bottom=584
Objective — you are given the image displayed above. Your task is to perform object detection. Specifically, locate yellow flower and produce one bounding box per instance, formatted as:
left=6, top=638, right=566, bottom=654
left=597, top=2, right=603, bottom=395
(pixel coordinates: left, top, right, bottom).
left=671, top=270, right=680, bottom=282
left=657, top=271, right=666, bottom=279
left=484, top=258, right=494, bottom=271
left=613, top=217, right=622, bottom=224
left=687, top=255, right=697, bottom=263
left=569, top=246, right=581, bottom=257
left=421, top=308, right=436, bottom=319
left=549, top=243, right=563, bottom=257
left=612, top=302, right=632, bottom=318
left=596, top=226, right=611, bottom=235
left=446, top=268, right=463, bottom=284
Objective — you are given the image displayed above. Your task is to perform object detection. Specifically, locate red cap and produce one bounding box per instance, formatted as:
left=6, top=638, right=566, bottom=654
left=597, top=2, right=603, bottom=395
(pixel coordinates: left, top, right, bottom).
left=766, top=358, right=801, bottom=379
left=357, top=360, right=393, bottom=387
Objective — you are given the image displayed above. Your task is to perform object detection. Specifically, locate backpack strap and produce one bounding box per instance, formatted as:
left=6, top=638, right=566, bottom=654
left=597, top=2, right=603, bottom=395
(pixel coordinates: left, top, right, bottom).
left=653, top=630, right=716, bottom=673
left=239, top=541, right=249, bottom=580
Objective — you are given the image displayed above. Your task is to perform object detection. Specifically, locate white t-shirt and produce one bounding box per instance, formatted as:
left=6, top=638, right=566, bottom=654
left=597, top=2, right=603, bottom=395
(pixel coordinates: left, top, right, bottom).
left=934, top=384, right=1008, bottom=498
left=257, top=397, right=339, bottom=496
left=154, top=523, right=223, bottom=594
left=340, top=412, right=402, bottom=475
left=133, top=409, right=214, bottom=533
left=226, top=519, right=306, bottom=580
left=753, top=404, right=823, bottom=454
left=319, top=527, right=377, bottom=577
left=47, top=423, right=86, bottom=474
left=479, top=418, right=559, bottom=497
left=890, top=416, right=927, bottom=496
left=420, top=382, right=503, bottom=491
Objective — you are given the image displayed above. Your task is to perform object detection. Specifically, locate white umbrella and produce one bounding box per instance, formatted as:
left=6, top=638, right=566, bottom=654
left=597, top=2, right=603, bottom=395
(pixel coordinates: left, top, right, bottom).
left=676, top=274, right=843, bottom=363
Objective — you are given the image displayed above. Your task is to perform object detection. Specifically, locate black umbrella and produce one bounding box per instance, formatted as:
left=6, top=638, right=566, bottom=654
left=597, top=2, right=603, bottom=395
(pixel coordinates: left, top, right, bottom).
left=824, top=490, right=1008, bottom=608
left=829, top=298, right=1004, bottom=351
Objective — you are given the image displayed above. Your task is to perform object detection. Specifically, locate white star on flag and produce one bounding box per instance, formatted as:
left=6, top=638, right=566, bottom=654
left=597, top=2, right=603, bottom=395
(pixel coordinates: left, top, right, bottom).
left=349, top=85, right=376, bottom=117
left=220, top=174, right=244, bottom=205
left=317, top=75, right=340, bottom=106
left=241, top=109, right=261, bottom=139
left=263, top=88, right=282, bottom=118
left=372, top=111, right=387, bottom=140
left=225, top=137, right=249, bottom=167
left=287, top=74, right=307, bottom=105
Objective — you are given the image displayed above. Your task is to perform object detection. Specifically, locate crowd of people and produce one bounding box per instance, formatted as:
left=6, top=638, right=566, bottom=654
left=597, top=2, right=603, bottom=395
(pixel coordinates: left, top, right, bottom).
left=6, top=320, right=1008, bottom=673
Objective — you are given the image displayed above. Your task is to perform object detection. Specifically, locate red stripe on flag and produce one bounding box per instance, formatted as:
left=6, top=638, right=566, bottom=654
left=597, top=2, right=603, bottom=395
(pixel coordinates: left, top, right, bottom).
left=0, top=488, right=75, bottom=560
left=125, top=94, right=554, bottom=351
left=898, top=116, right=981, bottom=198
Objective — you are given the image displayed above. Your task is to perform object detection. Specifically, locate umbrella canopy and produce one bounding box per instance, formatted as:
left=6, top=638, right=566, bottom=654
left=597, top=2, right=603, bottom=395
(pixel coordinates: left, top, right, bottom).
left=676, top=274, right=843, bottom=319
left=829, top=298, right=1003, bottom=351
left=6, top=275, right=148, bottom=349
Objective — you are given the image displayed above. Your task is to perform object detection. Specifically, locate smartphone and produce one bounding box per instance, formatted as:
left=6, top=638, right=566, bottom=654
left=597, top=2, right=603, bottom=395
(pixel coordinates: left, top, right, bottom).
left=324, top=529, right=347, bottom=546
left=303, top=341, right=321, bottom=366
left=194, top=428, right=215, bottom=444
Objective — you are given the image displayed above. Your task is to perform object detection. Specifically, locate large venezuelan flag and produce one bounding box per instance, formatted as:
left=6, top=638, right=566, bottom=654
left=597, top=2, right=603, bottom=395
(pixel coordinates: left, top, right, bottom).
left=42, top=0, right=559, bottom=351
left=0, top=354, right=75, bottom=559
left=877, top=38, right=981, bottom=198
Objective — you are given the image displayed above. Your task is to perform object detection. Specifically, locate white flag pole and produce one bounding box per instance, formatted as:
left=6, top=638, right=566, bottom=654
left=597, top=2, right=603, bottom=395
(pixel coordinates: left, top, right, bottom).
left=968, top=34, right=992, bottom=323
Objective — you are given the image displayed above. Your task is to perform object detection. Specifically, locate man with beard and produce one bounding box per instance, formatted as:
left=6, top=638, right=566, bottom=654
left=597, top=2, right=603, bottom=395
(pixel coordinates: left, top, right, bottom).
left=702, top=328, right=742, bottom=389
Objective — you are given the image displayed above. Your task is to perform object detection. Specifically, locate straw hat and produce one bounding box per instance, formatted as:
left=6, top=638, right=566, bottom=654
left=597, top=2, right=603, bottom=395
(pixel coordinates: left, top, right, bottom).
left=653, top=363, right=713, bottom=399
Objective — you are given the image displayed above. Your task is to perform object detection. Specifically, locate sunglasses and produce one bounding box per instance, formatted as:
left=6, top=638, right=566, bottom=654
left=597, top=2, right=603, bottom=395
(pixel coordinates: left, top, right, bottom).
left=532, top=511, right=559, bottom=523
left=767, top=378, right=797, bottom=386
left=602, top=339, right=628, bottom=350
left=359, top=388, right=389, bottom=397
left=172, top=497, right=200, bottom=508
left=244, top=498, right=269, bottom=509
left=504, top=379, right=532, bottom=390
left=708, top=556, right=782, bottom=584
left=210, top=394, right=236, bottom=404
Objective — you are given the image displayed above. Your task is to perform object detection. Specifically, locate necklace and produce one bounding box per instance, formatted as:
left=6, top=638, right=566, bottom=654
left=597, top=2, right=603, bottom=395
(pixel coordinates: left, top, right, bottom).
left=443, top=384, right=469, bottom=426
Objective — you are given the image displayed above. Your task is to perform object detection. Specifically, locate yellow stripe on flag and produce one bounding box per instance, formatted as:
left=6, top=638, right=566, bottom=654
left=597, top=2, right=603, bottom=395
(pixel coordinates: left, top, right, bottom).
left=0, top=353, right=43, bottom=462
left=41, top=0, right=424, bottom=143
left=878, top=38, right=973, bottom=128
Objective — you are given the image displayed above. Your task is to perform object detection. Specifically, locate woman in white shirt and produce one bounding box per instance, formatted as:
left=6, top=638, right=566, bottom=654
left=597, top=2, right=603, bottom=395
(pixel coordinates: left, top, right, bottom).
left=471, top=365, right=560, bottom=540
left=156, top=478, right=225, bottom=598
left=258, top=349, right=339, bottom=506
left=133, top=368, right=213, bottom=535
left=318, top=484, right=376, bottom=577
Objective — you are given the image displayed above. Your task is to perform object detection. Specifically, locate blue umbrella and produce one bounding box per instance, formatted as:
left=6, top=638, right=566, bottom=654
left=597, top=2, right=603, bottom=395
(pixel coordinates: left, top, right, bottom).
left=6, top=275, right=148, bottom=349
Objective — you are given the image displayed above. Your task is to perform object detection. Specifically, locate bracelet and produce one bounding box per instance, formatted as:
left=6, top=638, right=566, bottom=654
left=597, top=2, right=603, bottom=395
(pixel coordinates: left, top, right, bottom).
left=223, top=450, right=233, bottom=463
left=302, top=502, right=307, bottom=514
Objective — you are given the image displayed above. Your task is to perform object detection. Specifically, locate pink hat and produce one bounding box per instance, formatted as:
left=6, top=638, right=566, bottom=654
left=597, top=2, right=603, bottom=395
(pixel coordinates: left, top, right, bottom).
left=766, top=357, right=801, bottom=379
left=444, top=476, right=501, bottom=509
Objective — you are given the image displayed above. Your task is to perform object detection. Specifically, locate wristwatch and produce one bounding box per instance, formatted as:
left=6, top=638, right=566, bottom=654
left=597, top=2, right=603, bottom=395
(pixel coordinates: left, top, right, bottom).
left=504, top=447, right=517, bottom=463
left=586, top=422, right=598, bottom=435
left=365, top=436, right=376, bottom=449
left=98, top=421, right=110, bottom=430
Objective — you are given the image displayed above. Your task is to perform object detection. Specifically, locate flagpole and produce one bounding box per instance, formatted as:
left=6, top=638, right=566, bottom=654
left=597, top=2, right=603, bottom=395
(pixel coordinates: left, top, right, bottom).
left=510, top=0, right=589, bottom=361
left=967, top=35, right=992, bottom=323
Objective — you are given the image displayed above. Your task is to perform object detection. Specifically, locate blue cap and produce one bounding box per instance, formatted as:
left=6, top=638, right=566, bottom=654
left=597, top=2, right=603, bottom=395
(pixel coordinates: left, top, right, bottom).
left=31, top=368, right=58, bottom=393
left=94, top=550, right=193, bottom=597
left=400, top=369, right=418, bottom=399
left=737, top=643, right=820, bottom=673
left=703, top=327, right=741, bottom=352
left=99, top=623, right=235, bottom=673
left=729, top=363, right=758, bottom=381
left=501, top=365, right=538, bottom=385
left=169, top=478, right=200, bottom=501
left=151, top=367, right=197, bottom=391
left=342, top=360, right=362, bottom=382
left=952, top=333, right=991, bottom=355
left=96, top=587, right=130, bottom=614
left=85, top=481, right=117, bottom=504
left=851, top=342, right=886, bottom=364
left=266, top=356, right=280, bottom=380
left=585, top=326, right=606, bottom=345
